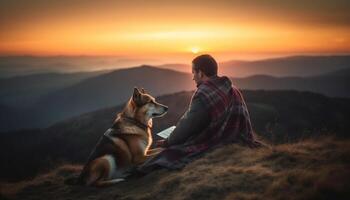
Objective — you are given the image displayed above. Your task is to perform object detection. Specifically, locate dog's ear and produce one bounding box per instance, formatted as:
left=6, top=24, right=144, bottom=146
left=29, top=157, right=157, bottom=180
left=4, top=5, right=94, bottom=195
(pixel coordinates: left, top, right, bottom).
left=141, top=88, right=146, bottom=93
left=133, top=87, right=142, bottom=102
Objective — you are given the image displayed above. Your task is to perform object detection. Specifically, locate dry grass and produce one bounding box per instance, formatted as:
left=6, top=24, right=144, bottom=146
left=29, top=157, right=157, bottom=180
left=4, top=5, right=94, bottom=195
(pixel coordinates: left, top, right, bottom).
left=1, top=137, right=349, bottom=200
left=0, top=165, right=82, bottom=198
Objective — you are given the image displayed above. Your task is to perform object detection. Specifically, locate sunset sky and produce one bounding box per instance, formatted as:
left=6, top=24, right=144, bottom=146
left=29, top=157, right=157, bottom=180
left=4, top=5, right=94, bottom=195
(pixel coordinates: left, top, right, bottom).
left=1, top=0, right=350, bottom=62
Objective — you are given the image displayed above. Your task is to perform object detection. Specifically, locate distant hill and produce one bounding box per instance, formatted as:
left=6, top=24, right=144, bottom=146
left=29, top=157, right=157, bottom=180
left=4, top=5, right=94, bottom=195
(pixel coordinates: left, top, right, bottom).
left=0, top=71, right=109, bottom=108
left=0, top=90, right=349, bottom=182
left=233, top=68, right=350, bottom=98
left=0, top=56, right=158, bottom=78
left=151, top=56, right=350, bottom=98
left=0, top=66, right=194, bottom=132
left=156, top=63, right=190, bottom=73
left=79, top=55, right=350, bottom=78
left=219, top=55, right=350, bottom=77
left=319, top=67, right=350, bottom=77
left=29, top=66, right=194, bottom=128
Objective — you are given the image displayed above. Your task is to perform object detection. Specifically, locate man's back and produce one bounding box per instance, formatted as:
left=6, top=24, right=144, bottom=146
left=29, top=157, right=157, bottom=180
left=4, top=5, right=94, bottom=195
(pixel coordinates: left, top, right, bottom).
left=178, top=75, right=258, bottom=146
left=138, top=55, right=262, bottom=173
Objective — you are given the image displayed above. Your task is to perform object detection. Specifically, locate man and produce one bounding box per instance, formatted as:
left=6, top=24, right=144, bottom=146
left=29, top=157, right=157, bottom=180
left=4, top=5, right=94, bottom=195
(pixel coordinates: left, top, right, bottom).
left=138, top=54, right=262, bottom=172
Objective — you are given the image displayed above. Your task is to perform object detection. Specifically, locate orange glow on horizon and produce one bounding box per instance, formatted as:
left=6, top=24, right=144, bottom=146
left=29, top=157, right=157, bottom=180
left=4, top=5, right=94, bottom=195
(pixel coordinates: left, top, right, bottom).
left=1, top=1, right=349, bottom=60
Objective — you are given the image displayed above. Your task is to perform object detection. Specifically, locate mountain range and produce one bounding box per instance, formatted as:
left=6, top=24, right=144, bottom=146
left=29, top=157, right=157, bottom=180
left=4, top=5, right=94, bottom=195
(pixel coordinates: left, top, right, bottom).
left=0, top=55, right=349, bottom=132
left=157, top=55, right=350, bottom=77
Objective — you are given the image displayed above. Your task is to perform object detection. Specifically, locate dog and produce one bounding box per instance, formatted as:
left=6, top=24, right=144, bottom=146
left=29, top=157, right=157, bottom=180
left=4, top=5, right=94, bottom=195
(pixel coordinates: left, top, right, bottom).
left=76, top=87, right=168, bottom=186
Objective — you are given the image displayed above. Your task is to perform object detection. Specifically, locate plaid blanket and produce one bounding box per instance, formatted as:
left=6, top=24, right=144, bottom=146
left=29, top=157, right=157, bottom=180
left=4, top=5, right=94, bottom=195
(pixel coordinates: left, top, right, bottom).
left=138, top=76, right=262, bottom=172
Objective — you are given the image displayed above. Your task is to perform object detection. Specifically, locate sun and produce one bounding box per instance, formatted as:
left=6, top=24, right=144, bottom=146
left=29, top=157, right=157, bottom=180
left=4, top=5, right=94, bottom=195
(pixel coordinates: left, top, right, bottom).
left=190, top=47, right=200, bottom=54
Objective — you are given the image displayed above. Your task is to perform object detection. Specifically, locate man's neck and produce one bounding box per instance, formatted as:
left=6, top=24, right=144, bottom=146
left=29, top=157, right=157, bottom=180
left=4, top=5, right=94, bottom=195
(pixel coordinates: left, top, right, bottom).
left=196, top=75, right=218, bottom=87
left=202, top=76, right=210, bottom=82
left=203, top=75, right=218, bottom=82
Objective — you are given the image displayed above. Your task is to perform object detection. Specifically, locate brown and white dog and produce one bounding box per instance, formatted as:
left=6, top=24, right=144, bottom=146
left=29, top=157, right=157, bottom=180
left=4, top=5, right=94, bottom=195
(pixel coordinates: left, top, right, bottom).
left=77, top=87, right=168, bottom=186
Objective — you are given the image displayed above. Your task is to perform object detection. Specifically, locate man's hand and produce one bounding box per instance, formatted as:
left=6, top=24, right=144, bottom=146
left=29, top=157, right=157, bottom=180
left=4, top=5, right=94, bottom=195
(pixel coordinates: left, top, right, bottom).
left=155, top=139, right=168, bottom=148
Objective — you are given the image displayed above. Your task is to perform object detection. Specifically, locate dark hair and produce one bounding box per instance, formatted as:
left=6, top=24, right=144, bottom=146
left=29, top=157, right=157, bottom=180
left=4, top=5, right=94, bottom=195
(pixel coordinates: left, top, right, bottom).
left=192, top=54, right=218, bottom=77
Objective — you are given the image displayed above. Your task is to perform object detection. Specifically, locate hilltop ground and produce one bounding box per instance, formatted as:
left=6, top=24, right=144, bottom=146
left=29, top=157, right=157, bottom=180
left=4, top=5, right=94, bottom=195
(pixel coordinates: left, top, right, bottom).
left=1, top=137, right=349, bottom=200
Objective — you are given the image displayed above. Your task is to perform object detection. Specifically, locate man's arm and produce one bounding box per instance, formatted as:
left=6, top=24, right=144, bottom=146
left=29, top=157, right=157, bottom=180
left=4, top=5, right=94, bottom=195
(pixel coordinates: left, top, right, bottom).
left=165, top=96, right=210, bottom=146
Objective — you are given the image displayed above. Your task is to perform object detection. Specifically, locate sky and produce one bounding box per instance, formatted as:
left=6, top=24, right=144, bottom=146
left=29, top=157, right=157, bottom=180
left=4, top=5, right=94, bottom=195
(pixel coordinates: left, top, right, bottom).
left=1, top=0, right=350, bottom=62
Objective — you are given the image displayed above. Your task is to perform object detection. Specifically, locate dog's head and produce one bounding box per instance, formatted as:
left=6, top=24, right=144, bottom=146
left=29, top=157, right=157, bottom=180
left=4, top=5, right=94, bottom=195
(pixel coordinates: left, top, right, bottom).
left=127, top=87, right=168, bottom=124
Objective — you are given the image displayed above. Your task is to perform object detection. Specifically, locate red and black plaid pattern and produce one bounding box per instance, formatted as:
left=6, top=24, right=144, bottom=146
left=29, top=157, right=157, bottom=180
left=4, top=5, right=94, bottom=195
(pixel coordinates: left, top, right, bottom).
left=138, top=76, right=261, bottom=172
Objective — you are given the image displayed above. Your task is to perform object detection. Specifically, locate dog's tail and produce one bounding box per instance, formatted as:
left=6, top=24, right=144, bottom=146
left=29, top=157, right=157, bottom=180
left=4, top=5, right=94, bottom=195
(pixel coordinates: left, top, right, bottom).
left=95, top=178, right=125, bottom=187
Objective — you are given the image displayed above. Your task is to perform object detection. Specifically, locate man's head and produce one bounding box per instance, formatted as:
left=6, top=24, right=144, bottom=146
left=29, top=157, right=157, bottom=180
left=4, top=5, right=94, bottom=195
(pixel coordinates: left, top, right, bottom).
left=192, top=54, right=218, bottom=86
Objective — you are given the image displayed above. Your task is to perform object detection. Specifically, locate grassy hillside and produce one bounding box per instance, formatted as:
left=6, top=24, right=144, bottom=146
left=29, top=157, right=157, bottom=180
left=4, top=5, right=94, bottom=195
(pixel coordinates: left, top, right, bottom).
left=1, top=137, right=349, bottom=200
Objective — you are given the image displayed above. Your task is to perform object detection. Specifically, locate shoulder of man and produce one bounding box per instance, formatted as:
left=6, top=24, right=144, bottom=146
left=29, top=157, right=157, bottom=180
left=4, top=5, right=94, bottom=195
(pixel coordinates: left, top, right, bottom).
left=193, top=76, right=233, bottom=103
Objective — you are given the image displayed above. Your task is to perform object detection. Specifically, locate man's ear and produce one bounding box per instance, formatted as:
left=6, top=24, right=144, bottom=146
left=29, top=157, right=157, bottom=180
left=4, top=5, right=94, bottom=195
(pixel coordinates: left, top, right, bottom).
left=198, top=70, right=204, bottom=78
left=133, top=87, right=141, bottom=102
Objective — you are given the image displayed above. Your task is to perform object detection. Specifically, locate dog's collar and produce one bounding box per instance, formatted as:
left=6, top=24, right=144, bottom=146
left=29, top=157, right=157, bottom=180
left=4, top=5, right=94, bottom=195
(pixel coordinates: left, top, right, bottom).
left=115, top=116, right=151, bottom=131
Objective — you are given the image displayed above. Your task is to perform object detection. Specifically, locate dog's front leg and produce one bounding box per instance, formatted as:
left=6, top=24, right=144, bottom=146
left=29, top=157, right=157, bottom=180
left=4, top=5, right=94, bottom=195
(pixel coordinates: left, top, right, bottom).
left=146, top=148, right=164, bottom=156
left=133, top=154, right=149, bottom=164
left=133, top=149, right=163, bottom=164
